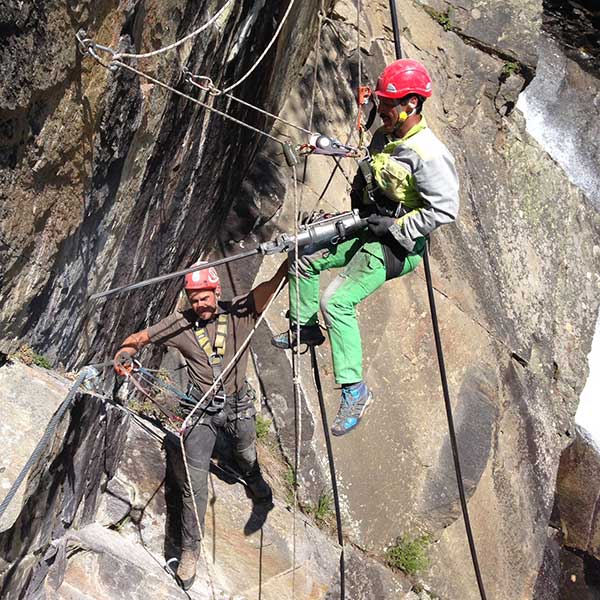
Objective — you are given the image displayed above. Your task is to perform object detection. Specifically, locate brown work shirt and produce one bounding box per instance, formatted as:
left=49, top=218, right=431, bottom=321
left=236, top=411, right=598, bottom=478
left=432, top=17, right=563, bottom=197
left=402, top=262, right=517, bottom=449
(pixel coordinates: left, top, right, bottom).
left=147, top=293, right=258, bottom=396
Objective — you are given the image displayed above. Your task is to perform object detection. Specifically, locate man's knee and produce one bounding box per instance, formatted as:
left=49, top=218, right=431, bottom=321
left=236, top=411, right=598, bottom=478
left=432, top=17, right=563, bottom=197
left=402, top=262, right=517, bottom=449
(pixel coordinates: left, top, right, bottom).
left=235, top=442, right=258, bottom=471
left=290, top=246, right=330, bottom=279
left=321, top=285, right=355, bottom=325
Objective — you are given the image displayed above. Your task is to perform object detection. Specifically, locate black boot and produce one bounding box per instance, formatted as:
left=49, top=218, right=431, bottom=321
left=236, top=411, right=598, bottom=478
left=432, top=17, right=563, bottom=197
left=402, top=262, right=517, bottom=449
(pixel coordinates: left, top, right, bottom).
left=271, top=324, right=325, bottom=349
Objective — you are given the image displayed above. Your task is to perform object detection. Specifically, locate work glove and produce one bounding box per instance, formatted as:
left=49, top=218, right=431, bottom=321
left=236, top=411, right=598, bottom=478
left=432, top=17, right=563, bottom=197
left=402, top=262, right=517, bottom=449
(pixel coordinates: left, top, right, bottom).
left=113, top=350, right=133, bottom=377
left=366, top=214, right=396, bottom=238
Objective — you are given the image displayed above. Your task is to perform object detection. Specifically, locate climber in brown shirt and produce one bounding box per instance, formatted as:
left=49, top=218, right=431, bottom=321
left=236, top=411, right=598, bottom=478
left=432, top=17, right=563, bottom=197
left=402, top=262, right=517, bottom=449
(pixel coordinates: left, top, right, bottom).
left=113, top=260, right=287, bottom=590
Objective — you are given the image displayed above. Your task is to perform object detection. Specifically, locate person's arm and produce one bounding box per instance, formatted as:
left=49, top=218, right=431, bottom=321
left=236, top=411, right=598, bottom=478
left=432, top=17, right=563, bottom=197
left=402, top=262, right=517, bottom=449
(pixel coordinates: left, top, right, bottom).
left=252, top=258, right=289, bottom=315
left=113, top=329, right=151, bottom=376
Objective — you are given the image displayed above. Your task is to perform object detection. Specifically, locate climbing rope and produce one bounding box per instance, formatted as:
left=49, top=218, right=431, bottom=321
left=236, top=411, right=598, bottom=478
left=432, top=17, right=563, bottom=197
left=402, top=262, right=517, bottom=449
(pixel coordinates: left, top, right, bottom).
left=114, top=0, right=233, bottom=61
left=221, top=0, right=297, bottom=94
left=310, top=347, right=345, bottom=597
left=290, top=162, right=303, bottom=600
left=383, top=2, right=487, bottom=598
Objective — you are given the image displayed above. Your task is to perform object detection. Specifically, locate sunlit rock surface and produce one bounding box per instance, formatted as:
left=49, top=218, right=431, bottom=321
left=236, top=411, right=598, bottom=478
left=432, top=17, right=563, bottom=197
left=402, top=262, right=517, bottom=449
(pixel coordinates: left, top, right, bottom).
left=1, top=0, right=600, bottom=598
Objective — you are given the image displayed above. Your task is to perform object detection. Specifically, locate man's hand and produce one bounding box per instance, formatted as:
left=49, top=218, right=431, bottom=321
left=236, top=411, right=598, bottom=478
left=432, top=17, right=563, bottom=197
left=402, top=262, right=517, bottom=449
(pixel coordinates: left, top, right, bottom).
left=367, top=214, right=396, bottom=237
left=114, top=349, right=134, bottom=377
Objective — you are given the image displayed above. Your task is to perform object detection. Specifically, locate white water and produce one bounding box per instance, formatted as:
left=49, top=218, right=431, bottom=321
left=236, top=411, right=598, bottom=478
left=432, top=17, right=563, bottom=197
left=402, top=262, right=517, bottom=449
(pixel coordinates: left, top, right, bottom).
left=517, top=35, right=600, bottom=446
left=575, top=312, right=600, bottom=450
left=516, top=35, right=600, bottom=209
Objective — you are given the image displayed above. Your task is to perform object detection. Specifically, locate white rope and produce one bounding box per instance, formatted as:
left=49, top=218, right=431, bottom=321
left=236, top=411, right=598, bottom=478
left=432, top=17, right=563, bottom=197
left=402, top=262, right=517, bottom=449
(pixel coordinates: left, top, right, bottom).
left=291, top=164, right=301, bottom=600
left=115, top=0, right=234, bottom=60
left=307, top=7, right=323, bottom=136
left=221, top=0, right=297, bottom=93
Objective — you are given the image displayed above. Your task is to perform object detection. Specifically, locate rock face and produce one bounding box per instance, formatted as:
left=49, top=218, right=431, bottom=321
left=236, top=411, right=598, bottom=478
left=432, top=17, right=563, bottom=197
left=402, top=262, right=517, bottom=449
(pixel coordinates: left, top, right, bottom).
left=0, top=361, right=413, bottom=599
left=517, top=34, right=600, bottom=207
left=1, top=0, right=600, bottom=599
left=0, top=362, right=129, bottom=598
left=555, top=430, right=600, bottom=560
left=0, top=0, right=332, bottom=366
left=239, top=1, right=600, bottom=599
left=529, top=428, right=600, bottom=599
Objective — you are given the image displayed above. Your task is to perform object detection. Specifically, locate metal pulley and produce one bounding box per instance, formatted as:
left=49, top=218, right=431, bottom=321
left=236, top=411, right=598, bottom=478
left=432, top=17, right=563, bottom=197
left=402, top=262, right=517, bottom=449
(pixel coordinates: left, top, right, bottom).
left=298, top=134, right=362, bottom=158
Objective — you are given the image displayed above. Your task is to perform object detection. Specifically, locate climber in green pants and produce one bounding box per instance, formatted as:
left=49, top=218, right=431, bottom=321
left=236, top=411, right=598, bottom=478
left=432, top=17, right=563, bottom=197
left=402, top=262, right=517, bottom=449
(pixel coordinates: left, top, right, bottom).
left=273, top=58, right=460, bottom=436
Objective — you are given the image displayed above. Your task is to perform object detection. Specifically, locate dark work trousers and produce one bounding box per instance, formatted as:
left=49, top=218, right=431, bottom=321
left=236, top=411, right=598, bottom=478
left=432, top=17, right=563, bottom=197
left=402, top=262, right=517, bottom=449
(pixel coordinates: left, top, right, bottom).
left=180, top=409, right=258, bottom=550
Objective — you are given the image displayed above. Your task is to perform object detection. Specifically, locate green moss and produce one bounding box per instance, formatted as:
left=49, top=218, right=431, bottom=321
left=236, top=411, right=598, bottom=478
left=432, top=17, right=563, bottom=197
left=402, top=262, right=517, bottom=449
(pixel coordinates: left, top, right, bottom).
left=127, top=397, right=157, bottom=418
left=308, top=490, right=334, bottom=526
left=385, top=534, right=430, bottom=575
left=32, top=353, right=52, bottom=369
left=428, top=7, right=453, bottom=31
left=501, top=61, right=521, bottom=80
left=9, top=344, right=53, bottom=369
left=255, top=414, right=272, bottom=441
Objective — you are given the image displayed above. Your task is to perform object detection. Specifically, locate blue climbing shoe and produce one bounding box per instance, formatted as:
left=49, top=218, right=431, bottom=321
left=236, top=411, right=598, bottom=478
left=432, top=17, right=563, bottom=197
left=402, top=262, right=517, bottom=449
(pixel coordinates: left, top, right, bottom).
left=331, top=382, right=372, bottom=436
left=271, top=324, right=325, bottom=349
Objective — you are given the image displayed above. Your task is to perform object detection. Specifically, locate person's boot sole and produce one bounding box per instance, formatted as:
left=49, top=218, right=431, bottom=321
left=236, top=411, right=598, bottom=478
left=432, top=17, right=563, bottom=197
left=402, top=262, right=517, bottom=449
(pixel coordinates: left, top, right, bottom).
left=271, top=329, right=325, bottom=350
left=177, top=574, right=196, bottom=591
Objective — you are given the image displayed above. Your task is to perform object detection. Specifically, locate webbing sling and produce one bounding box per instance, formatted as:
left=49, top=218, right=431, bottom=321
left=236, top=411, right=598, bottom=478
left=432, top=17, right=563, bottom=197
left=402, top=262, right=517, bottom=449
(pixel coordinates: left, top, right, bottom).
left=194, top=313, right=228, bottom=408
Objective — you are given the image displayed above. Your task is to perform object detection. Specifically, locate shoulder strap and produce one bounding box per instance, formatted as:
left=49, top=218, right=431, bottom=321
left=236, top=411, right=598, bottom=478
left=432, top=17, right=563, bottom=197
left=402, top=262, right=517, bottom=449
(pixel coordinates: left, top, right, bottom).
left=213, top=313, right=228, bottom=359
left=194, top=314, right=229, bottom=383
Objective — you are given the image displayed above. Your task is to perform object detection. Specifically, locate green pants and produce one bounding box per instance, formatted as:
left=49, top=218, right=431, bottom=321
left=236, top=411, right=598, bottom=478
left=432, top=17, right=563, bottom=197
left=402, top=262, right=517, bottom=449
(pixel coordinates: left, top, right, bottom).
left=289, top=234, right=425, bottom=384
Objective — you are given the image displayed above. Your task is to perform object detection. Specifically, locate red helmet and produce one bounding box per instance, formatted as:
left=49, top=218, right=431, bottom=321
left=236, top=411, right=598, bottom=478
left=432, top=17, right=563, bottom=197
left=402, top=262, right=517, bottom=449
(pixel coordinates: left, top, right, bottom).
left=184, top=262, right=221, bottom=294
left=375, top=59, right=432, bottom=99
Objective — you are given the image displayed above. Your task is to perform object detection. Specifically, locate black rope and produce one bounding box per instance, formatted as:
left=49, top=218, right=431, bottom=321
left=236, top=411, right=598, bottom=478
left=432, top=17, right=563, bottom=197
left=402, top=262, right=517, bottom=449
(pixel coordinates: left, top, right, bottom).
left=388, top=0, right=402, bottom=59
left=422, top=245, right=487, bottom=599
left=386, top=1, right=487, bottom=597
left=310, top=347, right=345, bottom=599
